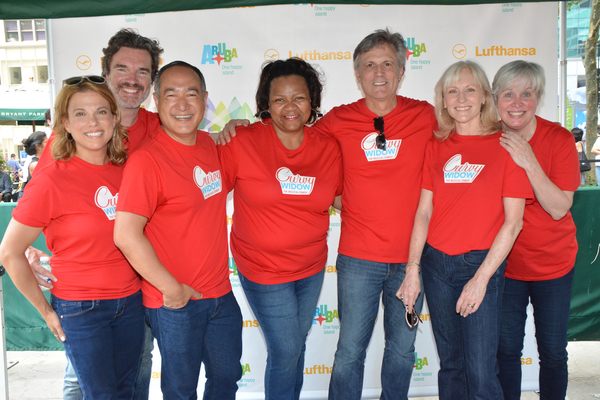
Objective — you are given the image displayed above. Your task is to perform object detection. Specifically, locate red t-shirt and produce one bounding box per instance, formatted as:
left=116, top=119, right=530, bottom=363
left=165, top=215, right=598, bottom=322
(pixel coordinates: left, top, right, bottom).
left=122, top=107, right=161, bottom=152
left=218, top=123, right=343, bottom=284
left=13, top=157, right=140, bottom=300
left=311, top=96, right=437, bottom=263
left=422, top=132, right=533, bottom=255
left=36, top=107, right=160, bottom=169
left=117, top=129, right=231, bottom=308
left=506, top=117, right=580, bottom=281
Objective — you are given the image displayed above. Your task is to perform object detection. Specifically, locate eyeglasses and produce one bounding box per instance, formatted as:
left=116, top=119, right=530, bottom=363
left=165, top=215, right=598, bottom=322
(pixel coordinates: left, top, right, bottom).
left=63, top=75, right=106, bottom=86
left=405, top=307, right=423, bottom=329
left=374, top=116, right=386, bottom=150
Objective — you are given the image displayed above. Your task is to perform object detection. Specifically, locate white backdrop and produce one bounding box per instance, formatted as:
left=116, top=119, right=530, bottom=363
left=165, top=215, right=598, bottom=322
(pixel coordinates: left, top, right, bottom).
left=49, top=3, right=555, bottom=397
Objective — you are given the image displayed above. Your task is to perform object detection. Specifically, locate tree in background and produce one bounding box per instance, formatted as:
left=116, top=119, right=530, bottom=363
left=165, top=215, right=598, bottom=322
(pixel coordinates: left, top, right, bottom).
left=585, top=0, right=600, bottom=183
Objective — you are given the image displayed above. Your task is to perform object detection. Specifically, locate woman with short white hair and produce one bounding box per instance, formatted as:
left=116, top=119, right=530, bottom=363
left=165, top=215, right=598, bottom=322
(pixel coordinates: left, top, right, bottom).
left=494, top=60, right=580, bottom=400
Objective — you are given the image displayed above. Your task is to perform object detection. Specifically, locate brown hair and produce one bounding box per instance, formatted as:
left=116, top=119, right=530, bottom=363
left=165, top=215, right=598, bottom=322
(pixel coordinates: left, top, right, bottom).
left=52, top=80, right=128, bottom=165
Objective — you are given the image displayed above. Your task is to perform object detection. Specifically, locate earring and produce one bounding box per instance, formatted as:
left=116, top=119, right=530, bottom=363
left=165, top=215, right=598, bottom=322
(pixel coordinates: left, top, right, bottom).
left=67, top=133, right=74, bottom=142
left=309, top=109, right=323, bottom=123
left=258, top=110, right=272, bottom=126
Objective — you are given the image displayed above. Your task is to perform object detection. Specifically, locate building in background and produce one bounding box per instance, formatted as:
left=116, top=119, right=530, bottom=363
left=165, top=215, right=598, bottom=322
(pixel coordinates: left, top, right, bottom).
left=0, top=19, right=49, bottom=164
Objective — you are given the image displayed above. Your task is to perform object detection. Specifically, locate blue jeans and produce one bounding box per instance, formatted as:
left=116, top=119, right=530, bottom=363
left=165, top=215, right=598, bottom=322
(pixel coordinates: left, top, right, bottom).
left=133, top=316, right=154, bottom=400
left=63, top=317, right=154, bottom=400
left=498, top=268, right=574, bottom=400
left=52, top=290, right=145, bottom=400
left=147, top=291, right=242, bottom=400
left=63, top=354, right=82, bottom=400
left=239, top=269, right=324, bottom=400
left=328, top=254, right=424, bottom=400
left=421, top=244, right=505, bottom=400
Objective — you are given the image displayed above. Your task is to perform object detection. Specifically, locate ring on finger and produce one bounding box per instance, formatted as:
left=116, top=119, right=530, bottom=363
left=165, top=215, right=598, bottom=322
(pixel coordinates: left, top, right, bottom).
left=467, top=303, right=475, bottom=308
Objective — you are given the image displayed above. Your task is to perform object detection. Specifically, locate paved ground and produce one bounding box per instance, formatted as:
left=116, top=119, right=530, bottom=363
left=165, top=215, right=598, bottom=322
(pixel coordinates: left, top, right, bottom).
left=6, top=341, right=600, bottom=399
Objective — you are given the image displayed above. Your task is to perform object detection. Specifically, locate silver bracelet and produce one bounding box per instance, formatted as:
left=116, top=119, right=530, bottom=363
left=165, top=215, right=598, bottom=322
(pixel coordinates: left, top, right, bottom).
left=404, top=262, right=421, bottom=273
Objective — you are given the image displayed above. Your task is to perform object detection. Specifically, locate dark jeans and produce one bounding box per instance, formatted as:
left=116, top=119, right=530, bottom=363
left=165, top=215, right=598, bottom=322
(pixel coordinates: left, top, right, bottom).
left=147, top=291, right=242, bottom=400
left=498, top=268, right=574, bottom=400
left=422, top=244, right=505, bottom=400
left=328, top=254, right=423, bottom=400
left=52, top=291, right=145, bottom=400
left=239, top=269, right=324, bottom=400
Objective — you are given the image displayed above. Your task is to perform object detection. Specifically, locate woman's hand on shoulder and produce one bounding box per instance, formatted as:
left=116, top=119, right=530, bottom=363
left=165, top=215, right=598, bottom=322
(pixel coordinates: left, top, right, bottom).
left=499, top=132, right=536, bottom=171
left=211, top=119, right=251, bottom=145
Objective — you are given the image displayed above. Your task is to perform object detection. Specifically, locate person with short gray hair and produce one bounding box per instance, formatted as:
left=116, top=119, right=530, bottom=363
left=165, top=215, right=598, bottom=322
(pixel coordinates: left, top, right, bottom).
left=494, top=60, right=580, bottom=400
left=314, top=28, right=435, bottom=400
left=352, top=28, right=407, bottom=73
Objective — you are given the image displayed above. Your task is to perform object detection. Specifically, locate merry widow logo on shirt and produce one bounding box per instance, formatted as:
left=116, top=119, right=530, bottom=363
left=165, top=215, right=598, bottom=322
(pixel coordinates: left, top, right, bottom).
left=276, top=167, right=315, bottom=195
left=95, top=186, right=118, bottom=220
left=361, top=133, right=402, bottom=162
left=443, top=154, right=484, bottom=183
left=193, top=166, right=222, bottom=199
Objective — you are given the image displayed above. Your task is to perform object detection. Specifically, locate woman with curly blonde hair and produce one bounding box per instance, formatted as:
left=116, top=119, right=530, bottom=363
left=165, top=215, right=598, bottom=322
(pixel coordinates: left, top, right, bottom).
left=0, top=76, right=144, bottom=399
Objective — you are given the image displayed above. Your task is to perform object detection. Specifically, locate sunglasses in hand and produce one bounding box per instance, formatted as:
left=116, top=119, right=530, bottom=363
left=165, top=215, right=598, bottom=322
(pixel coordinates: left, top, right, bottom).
left=405, top=307, right=423, bottom=329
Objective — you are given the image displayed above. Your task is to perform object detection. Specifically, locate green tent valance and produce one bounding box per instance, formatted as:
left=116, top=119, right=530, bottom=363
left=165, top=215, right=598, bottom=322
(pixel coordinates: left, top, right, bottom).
left=0, top=108, right=46, bottom=121
left=0, top=0, right=560, bottom=20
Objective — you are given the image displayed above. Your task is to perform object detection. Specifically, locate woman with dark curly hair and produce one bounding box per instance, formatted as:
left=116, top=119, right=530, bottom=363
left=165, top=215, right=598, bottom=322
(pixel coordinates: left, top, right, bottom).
left=218, top=58, right=343, bottom=400
left=0, top=76, right=144, bottom=399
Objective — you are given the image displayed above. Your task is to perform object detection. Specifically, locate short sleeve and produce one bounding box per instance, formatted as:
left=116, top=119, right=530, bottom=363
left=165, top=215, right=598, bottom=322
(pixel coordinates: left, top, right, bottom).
left=13, top=168, right=61, bottom=228
left=117, top=151, right=162, bottom=219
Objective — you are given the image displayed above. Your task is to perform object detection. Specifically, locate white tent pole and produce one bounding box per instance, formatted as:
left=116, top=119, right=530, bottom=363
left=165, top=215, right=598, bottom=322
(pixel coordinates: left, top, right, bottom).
left=46, top=19, right=56, bottom=123
left=0, top=268, right=9, bottom=400
left=560, top=1, right=567, bottom=127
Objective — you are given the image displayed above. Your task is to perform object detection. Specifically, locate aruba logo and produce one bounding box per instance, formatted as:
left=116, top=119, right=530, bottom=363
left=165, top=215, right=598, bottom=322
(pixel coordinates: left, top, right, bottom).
left=414, top=352, right=429, bottom=370
left=241, top=363, right=251, bottom=376
left=201, top=43, right=239, bottom=66
left=228, top=257, right=238, bottom=276
left=314, top=304, right=339, bottom=325
left=405, top=37, right=427, bottom=59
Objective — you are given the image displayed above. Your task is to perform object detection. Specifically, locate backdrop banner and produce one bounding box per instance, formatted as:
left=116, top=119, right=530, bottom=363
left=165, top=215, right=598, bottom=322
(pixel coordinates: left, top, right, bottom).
left=46, top=2, right=557, bottom=397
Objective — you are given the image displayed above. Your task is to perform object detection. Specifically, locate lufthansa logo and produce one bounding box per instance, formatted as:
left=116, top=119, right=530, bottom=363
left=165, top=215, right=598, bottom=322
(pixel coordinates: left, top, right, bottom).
left=76, top=55, right=92, bottom=71
left=264, top=49, right=279, bottom=61
left=452, top=44, right=467, bottom=59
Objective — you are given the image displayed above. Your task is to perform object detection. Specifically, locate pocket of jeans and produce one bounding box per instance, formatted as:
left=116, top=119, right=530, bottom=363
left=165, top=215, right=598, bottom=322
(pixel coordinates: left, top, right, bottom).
left=161, top=303, right=189, bottom=312
left=461, top=249, right=489, bottom=267
left=54, top=300, right=97, bottom=318
left=422, top=243, right=432, bottom=258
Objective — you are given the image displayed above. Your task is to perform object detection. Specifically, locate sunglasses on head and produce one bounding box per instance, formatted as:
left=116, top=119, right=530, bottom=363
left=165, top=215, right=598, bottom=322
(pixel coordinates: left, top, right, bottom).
left=63, top=75, right=106, bottom=87
left=405, top=307, right=423, bottom=329
left=373, top=116, right=386, bottom=150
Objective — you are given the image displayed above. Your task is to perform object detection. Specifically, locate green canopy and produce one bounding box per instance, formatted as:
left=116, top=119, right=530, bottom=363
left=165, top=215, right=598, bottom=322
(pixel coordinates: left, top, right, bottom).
left=0, top=109, right=46, bottom=121
left=0, top=88, right=50, bottom=121
left=0, top=0, right=559, bottom=20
